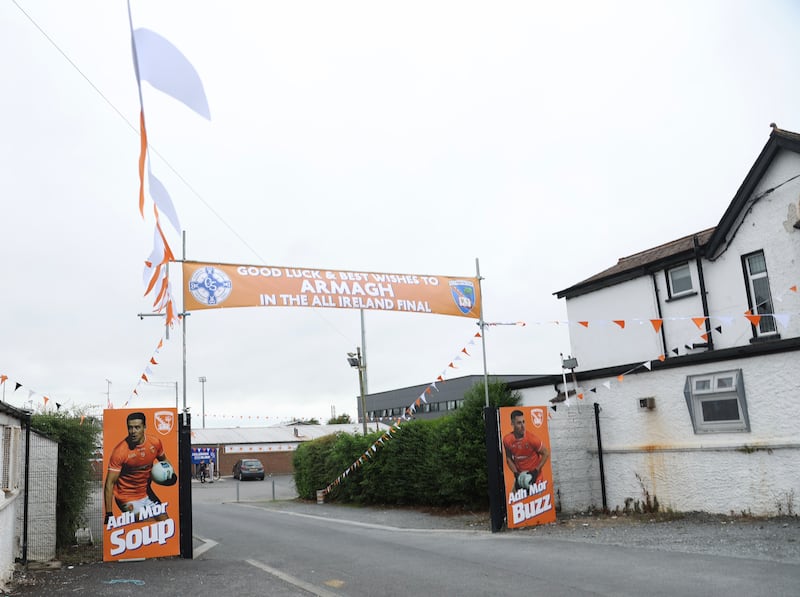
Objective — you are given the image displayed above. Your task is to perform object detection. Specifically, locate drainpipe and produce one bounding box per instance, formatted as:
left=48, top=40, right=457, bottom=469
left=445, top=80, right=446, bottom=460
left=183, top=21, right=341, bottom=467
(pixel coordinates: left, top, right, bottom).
left=650, top=272, right=668, bottom=357
left=693, top=235, right=713, bottom=350
left=594, top=402, right=607, bottom=512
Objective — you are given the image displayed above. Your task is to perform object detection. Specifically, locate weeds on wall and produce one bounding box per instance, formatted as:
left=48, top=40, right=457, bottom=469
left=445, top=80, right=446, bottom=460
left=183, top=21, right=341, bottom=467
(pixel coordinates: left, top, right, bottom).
left=621, top=473, right=660, bottom=515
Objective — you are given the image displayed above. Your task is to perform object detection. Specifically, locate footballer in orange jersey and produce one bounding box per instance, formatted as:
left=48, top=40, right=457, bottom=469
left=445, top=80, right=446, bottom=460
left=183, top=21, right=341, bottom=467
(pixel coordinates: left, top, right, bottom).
left=104, top=411, right=176, bottom=524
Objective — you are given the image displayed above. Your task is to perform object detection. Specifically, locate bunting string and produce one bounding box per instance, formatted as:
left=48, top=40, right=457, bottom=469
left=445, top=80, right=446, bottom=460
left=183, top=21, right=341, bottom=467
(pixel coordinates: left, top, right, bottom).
left=540, top=283, right=798, bottom=331
left=321, top=331, right=485, bottom=496
left=127, top=2, right=211, bottom=327
left=0, top=374, right=90, bottom=421
left=123, top=334, right=169, bottom=407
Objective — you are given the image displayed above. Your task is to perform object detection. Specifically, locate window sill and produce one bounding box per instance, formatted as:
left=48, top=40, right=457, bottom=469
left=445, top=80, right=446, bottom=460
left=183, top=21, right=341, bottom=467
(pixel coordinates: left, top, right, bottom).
left=749, top=333, right=781, bottom=344
left=665, top=291, right=698, bottom=302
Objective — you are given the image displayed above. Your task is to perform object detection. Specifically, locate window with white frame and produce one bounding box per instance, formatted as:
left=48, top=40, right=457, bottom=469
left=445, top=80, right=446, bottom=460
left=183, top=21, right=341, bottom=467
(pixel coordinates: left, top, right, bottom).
left=683, top=369, right=749, bottom=434
left=667, top=263, right=693, bottom=298
left=743, top=250, right=777, bottom=336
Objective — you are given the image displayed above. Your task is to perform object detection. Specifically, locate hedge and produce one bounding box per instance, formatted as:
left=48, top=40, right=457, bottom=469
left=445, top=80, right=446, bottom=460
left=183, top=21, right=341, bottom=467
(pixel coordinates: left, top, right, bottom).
left=293, top=379, right=520, bottom=509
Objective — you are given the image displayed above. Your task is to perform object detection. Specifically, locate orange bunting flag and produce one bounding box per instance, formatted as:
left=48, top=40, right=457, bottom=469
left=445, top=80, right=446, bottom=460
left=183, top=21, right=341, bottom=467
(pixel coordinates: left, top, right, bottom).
left=80, top=415, right=85, bottom=425
left=692, top=317, right=707, bottom=329
left=141, top=373, right=149, bottom=382
left=461, top=348, right=470, bottom=356
left=43, top=396, right=49, bottom=406
left=658, top=354, right=666, bottom=361
left=790, top=285, right=797, bottom=293
left=650, top=319, right=663, bottom=333
left=448, top=362, right=457, bottom=369
left=474, top=332, right=481, bottom=338
left=0, top=375, right=7, bottom=384
left=701, top=333, right=709, bottom=341
left=577, top=393, right=584, bottom=400
left=744, top=313, right=762, bottom=327
left=579, top=321, right=589, bottom=328
left=613, top=320, right=626, bottom=329
left=617, top=374, right=624, bottom=382
left=150, top=357, right=158, bottom=365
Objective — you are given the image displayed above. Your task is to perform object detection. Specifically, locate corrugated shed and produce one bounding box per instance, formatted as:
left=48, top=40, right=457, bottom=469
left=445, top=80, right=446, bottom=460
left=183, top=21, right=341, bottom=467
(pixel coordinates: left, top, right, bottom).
left=190, top=423, right=387, bottom=446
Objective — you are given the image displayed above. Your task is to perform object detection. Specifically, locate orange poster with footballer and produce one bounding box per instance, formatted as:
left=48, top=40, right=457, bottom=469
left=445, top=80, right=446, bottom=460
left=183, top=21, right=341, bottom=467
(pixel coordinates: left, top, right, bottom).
left=102, top=408, right=180, bottom=561
left=499, top=406, right=556, bottom=529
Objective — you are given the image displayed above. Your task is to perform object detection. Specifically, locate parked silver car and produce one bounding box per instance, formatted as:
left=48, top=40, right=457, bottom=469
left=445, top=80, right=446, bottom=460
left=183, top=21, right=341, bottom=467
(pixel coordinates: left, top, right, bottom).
left=232, top=458, right=265, bottom=481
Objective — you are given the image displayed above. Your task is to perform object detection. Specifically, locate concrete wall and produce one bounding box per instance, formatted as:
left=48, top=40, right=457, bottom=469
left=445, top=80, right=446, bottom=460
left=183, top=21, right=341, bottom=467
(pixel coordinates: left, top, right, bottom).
left=518, top=351, right=800, bottom=516
left=547, top=404, right=602, bottom=513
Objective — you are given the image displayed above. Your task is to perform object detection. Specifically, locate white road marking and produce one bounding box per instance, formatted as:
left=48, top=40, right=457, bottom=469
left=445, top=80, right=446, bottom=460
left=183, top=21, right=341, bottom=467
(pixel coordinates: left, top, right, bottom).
left=192, top=535, right=218, bottom=558
left=233, top=502, right=475, bottom=533
left=246, top=559, right=341, bottom=597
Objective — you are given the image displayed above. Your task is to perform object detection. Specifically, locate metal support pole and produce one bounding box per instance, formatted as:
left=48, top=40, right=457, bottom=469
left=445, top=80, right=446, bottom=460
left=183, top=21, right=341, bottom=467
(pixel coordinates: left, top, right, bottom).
left=178, top=411, right=193, bottom=559
left=181, top=231, right=188, bottom=413
left=358, top=347, right=367, bottom=435
left=360, top=309, right=368, bottom=394
left=199, top=376, right=206, bottom=428
left=484, top=406, right=505, bottom=532
left=476, top=258, right=489, bottom=407
left=21, top=410, right=32, bottom=563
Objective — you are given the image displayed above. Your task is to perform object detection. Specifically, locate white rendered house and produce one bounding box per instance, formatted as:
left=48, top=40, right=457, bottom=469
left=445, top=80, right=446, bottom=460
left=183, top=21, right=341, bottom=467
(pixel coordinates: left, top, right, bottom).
left=512, top=125, right=800, bottom=516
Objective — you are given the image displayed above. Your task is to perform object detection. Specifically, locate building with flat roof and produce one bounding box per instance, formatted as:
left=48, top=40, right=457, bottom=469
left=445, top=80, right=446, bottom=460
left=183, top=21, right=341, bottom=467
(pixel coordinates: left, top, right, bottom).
left=362, top=374, right=544, bottom=422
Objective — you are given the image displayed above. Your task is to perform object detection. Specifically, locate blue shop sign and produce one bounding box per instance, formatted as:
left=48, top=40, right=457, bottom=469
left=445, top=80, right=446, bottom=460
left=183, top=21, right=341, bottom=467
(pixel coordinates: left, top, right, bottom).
left=191, top=447, right=217, bottom=463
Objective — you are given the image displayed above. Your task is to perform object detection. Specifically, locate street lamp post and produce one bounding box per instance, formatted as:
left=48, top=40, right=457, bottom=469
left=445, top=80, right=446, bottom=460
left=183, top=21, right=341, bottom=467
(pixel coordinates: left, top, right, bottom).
left=346, top=347, right=367, bottom=435
left=198, top=376, right=207, bottom=429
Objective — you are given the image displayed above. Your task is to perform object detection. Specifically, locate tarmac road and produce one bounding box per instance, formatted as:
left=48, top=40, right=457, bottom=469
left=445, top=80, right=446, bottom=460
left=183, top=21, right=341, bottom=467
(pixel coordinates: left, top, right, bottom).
left=6, top=476, right=800, bottom=596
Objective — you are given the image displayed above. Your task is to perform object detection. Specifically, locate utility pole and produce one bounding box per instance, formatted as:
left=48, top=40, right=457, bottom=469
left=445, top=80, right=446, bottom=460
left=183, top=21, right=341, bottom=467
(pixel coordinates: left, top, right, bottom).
left=198, top=376, right=207, bottom=428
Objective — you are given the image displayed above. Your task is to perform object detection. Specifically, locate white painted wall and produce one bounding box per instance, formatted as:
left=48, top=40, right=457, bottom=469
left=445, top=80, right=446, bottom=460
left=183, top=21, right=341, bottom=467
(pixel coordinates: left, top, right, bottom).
left=593, top=354, right=797, bottom=515
left=703, top=150, right=800, bottom=347
left=567, top=276, right=666, bottom=370
left=519, top=351, right=800, bottom=515
left=0, top=412, right=21, bottom=590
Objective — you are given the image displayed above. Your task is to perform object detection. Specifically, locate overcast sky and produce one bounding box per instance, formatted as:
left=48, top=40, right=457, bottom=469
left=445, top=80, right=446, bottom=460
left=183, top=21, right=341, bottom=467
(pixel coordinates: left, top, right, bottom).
left=2, top=1, right=799, bottom=425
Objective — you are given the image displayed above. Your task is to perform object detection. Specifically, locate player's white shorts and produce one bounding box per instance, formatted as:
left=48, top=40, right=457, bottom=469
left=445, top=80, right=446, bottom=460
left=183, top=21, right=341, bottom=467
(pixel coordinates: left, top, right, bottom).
left=115, top=495, right=162, bottom=514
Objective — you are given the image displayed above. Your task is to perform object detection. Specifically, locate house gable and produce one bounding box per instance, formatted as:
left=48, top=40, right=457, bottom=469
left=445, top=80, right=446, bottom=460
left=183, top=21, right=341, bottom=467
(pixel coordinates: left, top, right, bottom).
left=556, top=125, right=800, bottom=300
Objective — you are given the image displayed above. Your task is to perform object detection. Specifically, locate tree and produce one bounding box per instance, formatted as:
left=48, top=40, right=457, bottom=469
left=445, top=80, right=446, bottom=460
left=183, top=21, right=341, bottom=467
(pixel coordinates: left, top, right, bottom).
left=30, top=410, right=100, bottom=547
left=327, top=413, right=352, bottom=424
